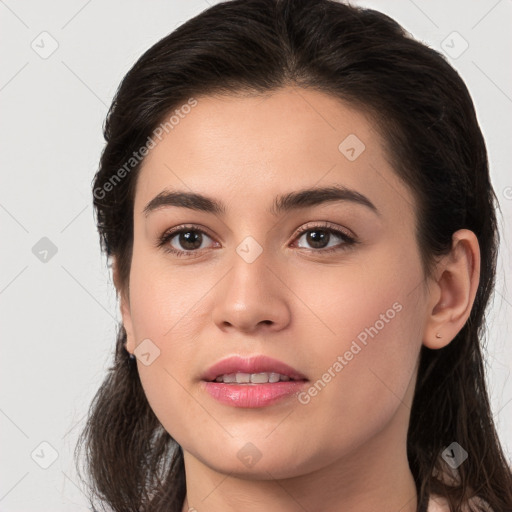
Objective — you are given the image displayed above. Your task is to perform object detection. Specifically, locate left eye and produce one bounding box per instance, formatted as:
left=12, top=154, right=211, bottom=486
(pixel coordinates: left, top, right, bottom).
left=294, top=225, right=354, bottom=251
left=157, top=223, right=356, bottom=257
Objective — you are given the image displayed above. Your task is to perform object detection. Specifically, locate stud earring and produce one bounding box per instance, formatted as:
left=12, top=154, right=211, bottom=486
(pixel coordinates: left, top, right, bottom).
left=124, top=341, right=136, bottom=360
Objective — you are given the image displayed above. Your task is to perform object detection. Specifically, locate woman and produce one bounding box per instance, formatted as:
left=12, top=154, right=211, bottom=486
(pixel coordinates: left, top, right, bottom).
left=75, top=0, right=512, bottom=510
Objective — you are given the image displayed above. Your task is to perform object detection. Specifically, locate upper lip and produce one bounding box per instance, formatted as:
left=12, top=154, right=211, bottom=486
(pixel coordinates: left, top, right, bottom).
left=201, top=355, right=308, bottom=382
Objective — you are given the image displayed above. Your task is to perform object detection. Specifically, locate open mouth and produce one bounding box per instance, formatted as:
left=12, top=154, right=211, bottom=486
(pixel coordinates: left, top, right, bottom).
left=209, top=372, right=307, bottom=384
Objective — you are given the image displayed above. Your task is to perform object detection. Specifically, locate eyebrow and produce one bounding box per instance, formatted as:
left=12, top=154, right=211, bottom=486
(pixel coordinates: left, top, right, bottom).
left=143, top=184, right=380, bottom=218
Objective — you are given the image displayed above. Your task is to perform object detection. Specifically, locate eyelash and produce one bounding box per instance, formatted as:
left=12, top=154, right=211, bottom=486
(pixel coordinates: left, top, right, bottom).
left=156, top=222, right=357, bottom=258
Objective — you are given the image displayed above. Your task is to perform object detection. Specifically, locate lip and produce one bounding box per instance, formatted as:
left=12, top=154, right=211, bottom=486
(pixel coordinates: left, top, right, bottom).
left=201, top=355, right=308, bottom=382
left=201, top=380, right=308, bottom=408
left=200, top=355, right=308, bottom=408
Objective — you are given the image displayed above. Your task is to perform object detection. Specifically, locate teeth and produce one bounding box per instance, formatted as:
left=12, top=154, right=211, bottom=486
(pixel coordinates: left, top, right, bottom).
left=213, top=372, right=295, bottom=384
left=236, top=373, right=251, bottom=383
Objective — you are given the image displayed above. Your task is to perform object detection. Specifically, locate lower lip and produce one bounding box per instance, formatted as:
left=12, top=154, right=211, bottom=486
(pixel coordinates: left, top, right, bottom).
left=201, top=380, right=308, bottom=408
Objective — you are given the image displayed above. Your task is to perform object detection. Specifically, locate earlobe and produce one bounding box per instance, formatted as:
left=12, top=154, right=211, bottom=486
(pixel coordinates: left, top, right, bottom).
left=423, top=229, right=480, bottom=350
left=111, top=257, right=135, bottom=355
left=120, top=291, right=136, bottom=355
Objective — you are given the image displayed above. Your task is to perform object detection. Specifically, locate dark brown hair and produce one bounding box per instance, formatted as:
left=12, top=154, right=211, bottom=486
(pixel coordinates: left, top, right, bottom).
left=75, top=0, right=512, bottom=510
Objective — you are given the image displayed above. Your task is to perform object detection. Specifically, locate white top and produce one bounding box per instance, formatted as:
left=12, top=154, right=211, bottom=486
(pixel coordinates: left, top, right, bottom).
left=428, top=493, right=494, bottom=511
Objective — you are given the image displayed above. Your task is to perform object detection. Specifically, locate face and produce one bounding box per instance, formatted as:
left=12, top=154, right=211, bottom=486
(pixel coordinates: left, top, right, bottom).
left=120, top=86, right=430, bottom=479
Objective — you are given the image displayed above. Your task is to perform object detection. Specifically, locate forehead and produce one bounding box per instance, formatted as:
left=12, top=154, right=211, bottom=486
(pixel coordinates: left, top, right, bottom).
left=134, top=87, right=415, bottom=223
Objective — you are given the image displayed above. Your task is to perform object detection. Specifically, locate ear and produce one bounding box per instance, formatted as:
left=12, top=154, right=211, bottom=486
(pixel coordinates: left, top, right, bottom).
left=112, top=257, right=135, bottom=355
left=423, top=229, right=481, bottom=349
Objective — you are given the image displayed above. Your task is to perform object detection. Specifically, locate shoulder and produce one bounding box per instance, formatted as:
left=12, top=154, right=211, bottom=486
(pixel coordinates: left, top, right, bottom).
left=428, top=493, right=495, bottom=512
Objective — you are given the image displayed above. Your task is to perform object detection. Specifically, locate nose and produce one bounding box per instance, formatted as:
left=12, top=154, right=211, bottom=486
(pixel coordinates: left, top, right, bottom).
left=211, top=246, right=291, bottom=334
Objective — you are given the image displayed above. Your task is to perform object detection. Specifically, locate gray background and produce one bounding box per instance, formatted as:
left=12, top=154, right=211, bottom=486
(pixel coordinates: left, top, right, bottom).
left=0, top=0, right=511, bottom=510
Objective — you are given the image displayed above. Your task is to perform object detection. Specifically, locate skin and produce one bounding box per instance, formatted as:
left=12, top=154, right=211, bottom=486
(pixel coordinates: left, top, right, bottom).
left=115, top=86, right=480, bottom=512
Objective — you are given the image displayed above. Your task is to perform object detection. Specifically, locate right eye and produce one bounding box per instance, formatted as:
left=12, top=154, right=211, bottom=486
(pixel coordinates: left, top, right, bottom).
left=157, top=225, right=218, bottom=257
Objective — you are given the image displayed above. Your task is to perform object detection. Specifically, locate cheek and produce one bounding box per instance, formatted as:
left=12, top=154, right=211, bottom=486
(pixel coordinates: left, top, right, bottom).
left=291, top=239, right=424, bottom=354
left=295, top=268, right=422, bottom=401
left=125, top=254, right=209, bottom=435
left=127, top=249, right=209, bottom=345
left=289, top=244, right=425, bottom=421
